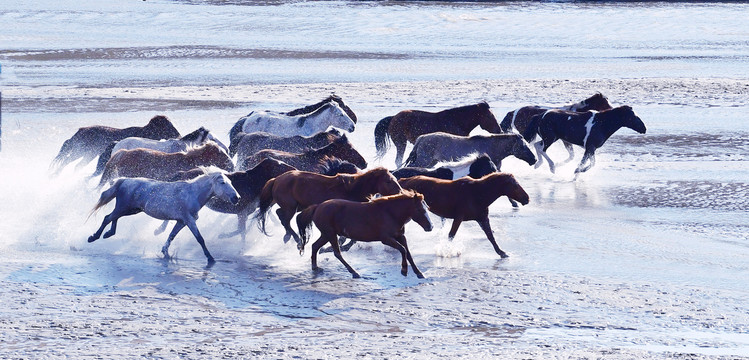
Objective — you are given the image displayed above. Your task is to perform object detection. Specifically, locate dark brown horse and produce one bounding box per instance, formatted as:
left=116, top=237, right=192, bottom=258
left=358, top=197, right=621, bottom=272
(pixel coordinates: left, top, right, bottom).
left=374, top=102, right=502, bottom=167
left=501, top=93, right=612, bottom=164
left=240, top=135, right=366, bottom=171
left=51, top=115, right=180, bottom=175
left=297, top=191, right=433, bottom=279
left=229, top=128, right=341, bottom=160
left=255, top=167, right=402, bottom=250
left=99, top=142, right=233, bottom=186
left=398, top=173, right=529, bottom=258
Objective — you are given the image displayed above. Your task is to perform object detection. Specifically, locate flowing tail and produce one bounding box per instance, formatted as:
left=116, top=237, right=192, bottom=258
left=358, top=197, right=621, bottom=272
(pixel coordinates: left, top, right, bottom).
left=50, top=137, right=76, bottom=172
left=253, top=178, right=277, bottom=235
left=296, top=204, right=319, bottom=247
left=374, top=116, right=393, bottom=159
left=91, top=142, right=117, bottom=177
left=402, top=144, right=419, bottom=168
left=228, top=116, right=249, bottom=146
left=522, top=114, right=542, bottom=142
left=87, top=179, right=123, bottom=220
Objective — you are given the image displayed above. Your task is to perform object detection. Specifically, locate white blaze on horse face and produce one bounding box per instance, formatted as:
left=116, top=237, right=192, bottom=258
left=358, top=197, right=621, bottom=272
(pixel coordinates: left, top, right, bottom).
left=583, top=112, right=597, bottom=148
left=420, top=199, right=433, bottom=229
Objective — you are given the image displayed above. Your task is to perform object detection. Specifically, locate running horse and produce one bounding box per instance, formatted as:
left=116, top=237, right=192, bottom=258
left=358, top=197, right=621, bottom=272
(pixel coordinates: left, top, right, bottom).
left=87, top=170, right=240, bottom=264
left=398, top=173, right=529, bottom=258
left=392, top=153, right=497, bottom=181
left=98, top=142, right=233, bottom=186
left=229, top=128, right=342, bottom=160
left=229, top=101, right=355, bottom=140
left=297, top=191, right=433, bottom=279
left=92, top=127, right=227, bottom=177
left=254, top=168, right=402, bottom=251
left=501, top=93, right=613, bottom=164
left=284, top=95, right=358, bottom=123
left=522, top=105, right=646, bottom=175
left=374, top=102, right=502, bottom=167
left=239, top=135, right=367, bottom=171
left=50, top=115, right=180, bottom=175
left=403, top=132, right=536, bottom=170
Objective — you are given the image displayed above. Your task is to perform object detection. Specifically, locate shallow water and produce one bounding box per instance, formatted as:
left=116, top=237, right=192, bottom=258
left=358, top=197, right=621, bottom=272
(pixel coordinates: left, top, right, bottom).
left=1, top=1, right=748, bottom=358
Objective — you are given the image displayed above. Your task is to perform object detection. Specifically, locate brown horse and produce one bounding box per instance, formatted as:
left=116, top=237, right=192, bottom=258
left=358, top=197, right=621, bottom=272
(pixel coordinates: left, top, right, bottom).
left=297, top=191, right=433, bottom=279
left=99, top=142, right=233, bottom=186
left=255, top=167, right=402, bottom=251
left=240, top=135, right=366, bottom=171
left=398, top=173, right=529, bottom=258
left=374, top=102, right=502, bottom=167
left=500, top=93, right=612, bottom=164
left=50, top=115, right=180, bottom=175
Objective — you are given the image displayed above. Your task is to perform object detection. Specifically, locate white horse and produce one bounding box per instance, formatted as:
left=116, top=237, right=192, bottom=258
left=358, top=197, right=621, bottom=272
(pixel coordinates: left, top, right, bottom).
left=87, top=171, right=240, bottom=264
left=234, top=101, right=356, bottom=138
left=93, top=127, right=229, bottom=177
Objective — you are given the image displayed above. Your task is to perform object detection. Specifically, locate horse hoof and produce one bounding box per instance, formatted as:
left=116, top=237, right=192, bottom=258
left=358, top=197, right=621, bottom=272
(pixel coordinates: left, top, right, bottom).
left=416, top=273, right=425, bottom=279
left=207, top=257, right=216, bottom=265
left=351, top=272, right=361, bottom=279
left=499, top=252, right=509, bottom=259
left=401, top=269, right=408, bottom=277
left=87, top=236, right=97, bottom=243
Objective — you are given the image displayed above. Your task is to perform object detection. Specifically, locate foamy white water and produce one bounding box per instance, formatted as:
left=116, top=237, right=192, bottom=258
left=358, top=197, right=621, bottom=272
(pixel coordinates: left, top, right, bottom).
left=1, top=1, right=748, bottom=358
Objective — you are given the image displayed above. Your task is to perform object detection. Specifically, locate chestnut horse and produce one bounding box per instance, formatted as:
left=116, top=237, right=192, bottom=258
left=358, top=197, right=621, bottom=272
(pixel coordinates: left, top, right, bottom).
left=229, top=128, right=342, bottom=160
left=51, top=115, right=180, bottom=175
left=522, top=105, right=646, bottom=175
left=99, top=142, right=233, bottom=186
left=398, top=173, right=529, bottom=258
left=297, top=191, right=433, bottom=279
left=240, top=135, right=367, bottom=171
left=501, top=93, right=613, bottom=164
left=255, top=167, right=402, bottom=251
left=374, top=102, right=502, bottom=167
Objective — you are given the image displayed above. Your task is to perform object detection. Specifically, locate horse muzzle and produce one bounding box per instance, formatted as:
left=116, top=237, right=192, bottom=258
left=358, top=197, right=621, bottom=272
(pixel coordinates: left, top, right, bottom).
left=230, top=195, right=240, bottom=205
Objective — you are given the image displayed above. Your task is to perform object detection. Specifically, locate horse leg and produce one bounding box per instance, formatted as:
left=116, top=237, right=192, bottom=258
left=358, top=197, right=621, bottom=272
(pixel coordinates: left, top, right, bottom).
left=184, top=218, right=215, bottom=264
left=161, top=221, right=186, bottom=260
left=392, top=134, right=408, bottom=168
left=447, top=218, right=463, bottom=240
left=560, top=141, right=576, bottom=165
left=74, top=152, right=98, bottom=171
left=276, top=208, right=301, bottom=245
left=89, top=213, right=114, bottom=243
left=327, top=233, right=360, bottom=278
left=154, top=220, right=170, bottom=236
left=381, top=236, right=410, bottom=277
left=477, top=216, right=508, bottom=258
left=88, top=204, right=136, bottom=242
left=532, top=141, right=545, bottom=169
left=339, top=237, right=357, bottom=252
left=397, top=235, right=424, bottom=279
left=537, top=141, right=556, bottom=173
left=574, top=150, right=596, bottom=174
left=310, top=235, right=328, bottom=272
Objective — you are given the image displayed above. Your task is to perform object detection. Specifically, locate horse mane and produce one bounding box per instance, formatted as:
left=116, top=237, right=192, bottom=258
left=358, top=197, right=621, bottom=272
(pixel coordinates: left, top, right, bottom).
left=432, top=152, right=481, bottom=169
left=367, top=189, right=419, bottom=203
left=296, top=101, right=336, bottom=128
left=180, top=127, right=208, bottom=142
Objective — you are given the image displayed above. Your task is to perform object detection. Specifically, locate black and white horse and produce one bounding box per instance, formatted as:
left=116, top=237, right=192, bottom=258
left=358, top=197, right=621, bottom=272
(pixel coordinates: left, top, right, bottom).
left=391, top=153, right=497, bottom=180
left=522, top=105, right=646, bottom=176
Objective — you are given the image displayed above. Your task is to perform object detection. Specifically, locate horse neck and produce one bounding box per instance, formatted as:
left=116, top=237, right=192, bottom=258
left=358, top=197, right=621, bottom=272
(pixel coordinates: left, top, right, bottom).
left=596, top=110, right=629, bottom=141
left=375, top=197, right=413, bottom=224
left=187, top=176, right=216, bottom=206
left=474, top=175, right=511, bottom=204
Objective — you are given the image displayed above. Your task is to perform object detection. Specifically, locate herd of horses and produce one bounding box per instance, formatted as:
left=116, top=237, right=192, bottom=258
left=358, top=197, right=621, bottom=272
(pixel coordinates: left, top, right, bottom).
left=52, top=93, right=646, bottom=278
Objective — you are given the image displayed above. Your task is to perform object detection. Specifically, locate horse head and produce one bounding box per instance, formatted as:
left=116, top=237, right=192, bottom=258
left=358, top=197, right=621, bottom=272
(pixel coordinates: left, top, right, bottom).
left=619, top=106, right=647, bottom=134
left=327, top=94, right=358, bottom=124
left=325, top=101, right=356, bottom=133
left=146, top=115, right=180, bottom=139
left=494, top=173, right=529, bottom=206
left=200, top=143, right=234, bottom=172
left=362, top=167, right=402, bottom=196
left=405, top=190, right=433, bottom=232
left=328, top=135, right=367, bottom=169
left=476, top=101, right=502, bottom=134
left=209, top=172, right=240, bottom=205
left=511, top=135, right=537, bottom=166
